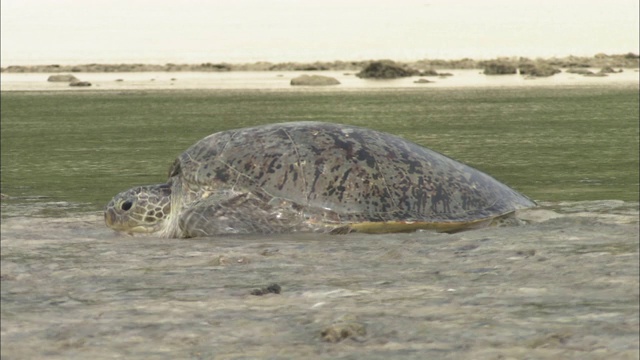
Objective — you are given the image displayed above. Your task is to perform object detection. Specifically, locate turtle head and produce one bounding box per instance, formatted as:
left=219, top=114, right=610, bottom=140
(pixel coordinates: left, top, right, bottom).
left=104, top=183, right=173, bottom=235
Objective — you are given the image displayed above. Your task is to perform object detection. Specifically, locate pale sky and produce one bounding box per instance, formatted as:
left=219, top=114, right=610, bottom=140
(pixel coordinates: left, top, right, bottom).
left=1, top=0, right=639, bottom=65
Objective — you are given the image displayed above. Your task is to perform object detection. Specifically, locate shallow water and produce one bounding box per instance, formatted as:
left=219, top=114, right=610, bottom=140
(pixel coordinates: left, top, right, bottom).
left=1, top=201, right=638, bottom=359
left=2, top=85, right=638, bottom=213
left=1, top=69, right=639, bottom=91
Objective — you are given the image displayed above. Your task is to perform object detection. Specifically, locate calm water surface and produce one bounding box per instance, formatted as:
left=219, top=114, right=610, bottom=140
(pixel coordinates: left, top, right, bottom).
left=1, top=83, right=638, bottom=217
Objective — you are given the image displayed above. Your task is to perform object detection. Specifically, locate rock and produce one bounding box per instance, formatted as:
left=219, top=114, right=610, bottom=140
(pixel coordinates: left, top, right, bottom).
left=599, top=66, right=622, bottom=74
left=290, top=75, right=340, bottom=86
left=566, top=67, right=620, bottom=77
left=519, top=63, right=561, bottom=77
left=198, top=63, right=232, bottom=71
left=293, top=65, right=329, bottom=71
left=413, top=78, right=433, bottom=84
left=250, top=283, right=282, bottom=296
left=419, top=69, right=440, bottom=76
left=417, top=69, right=452, bottom=77
left=69, top=81, right=91, bottom=87
left=356, top=61, right=419, bottom=79
left=566, top=68, right=594, bottom=75
left=483, top=61, right=517, bottom=75
left=584, top=72, right=608, bottom=77
left=47, top=74, right=79, bottom=82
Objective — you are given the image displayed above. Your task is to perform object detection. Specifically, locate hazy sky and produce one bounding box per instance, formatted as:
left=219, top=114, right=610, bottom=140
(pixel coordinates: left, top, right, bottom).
left=2, top=0, right=639, bottom=65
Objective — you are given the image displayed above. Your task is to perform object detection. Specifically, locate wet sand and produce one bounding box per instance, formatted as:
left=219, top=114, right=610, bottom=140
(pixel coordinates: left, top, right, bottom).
left=1, top=201, right=638, bottom=359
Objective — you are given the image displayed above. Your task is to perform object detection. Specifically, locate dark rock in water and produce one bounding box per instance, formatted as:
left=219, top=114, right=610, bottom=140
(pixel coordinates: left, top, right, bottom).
left=566, top=68, right=594, bottom=75
left=356, top=60, right=419, bottom=79
left=250, top=283, right=282, bottom=295
left=566, top=67, right=619, bottom=77
left=69, top=81, right=91, bottom=87
left=290, top=75, right=340, bottom=86
left=417, top=69, right=452, bottom=77
left=519, top=63, right=561, bottom=77
left=483, top=61, right=517, bottom=75
left=47, top=74, right=79, bottom=82
left=584, top=72, right=608, bottom=77
left=599, top=66, right=622, bottom=74
left=413, top=78, right=433, bottom=84
left=293, top=65, right=329, bottom=71
left=420, top=69, right=440, bottom=76
left=198, top=63, right=232, bottom=71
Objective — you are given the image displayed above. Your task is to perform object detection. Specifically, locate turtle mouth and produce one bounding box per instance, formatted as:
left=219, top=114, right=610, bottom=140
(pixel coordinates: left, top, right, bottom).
left=104, top=207, right=130, bottom=231
left=104, top=207, right=162, bottom=234
left=104, top=207, right=117, bottom=227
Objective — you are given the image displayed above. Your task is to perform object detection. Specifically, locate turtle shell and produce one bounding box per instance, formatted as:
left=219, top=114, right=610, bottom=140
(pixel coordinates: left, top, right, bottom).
left=168, top=121, right=535, bottom=227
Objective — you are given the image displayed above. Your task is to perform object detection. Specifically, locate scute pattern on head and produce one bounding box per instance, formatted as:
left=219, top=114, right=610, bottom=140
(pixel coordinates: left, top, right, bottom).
left=104, top=183, right=173, bottom=235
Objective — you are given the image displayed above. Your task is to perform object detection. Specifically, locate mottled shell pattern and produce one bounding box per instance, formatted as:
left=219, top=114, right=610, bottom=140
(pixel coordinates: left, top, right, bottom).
left=169, top=121, right=534, bottom=226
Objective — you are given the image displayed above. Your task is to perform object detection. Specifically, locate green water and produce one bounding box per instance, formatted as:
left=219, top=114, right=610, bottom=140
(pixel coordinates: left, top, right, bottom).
left=1, top=86, right=638, bottom=217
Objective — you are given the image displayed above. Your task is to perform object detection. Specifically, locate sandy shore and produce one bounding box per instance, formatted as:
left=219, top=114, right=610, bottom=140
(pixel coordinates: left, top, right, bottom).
left=1, top=68, right=639, bottom=92
left=1, top=201, right=638, bottom=359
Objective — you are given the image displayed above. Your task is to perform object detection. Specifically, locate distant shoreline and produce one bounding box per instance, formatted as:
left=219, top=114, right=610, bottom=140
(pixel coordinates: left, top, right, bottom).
left=2, top=53, right=638, bottom=73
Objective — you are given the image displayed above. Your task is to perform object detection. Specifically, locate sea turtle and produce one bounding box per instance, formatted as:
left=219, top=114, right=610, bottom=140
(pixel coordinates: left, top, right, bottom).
left=105, top=121, right=535, bottom=238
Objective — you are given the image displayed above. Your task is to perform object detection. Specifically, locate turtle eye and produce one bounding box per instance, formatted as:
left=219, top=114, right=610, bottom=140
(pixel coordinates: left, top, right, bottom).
left=121, top=201, right=133, bottom=211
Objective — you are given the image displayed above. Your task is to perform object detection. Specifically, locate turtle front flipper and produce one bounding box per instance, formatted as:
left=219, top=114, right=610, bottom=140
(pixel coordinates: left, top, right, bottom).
left=329, top=225, right=356, bottom=235
left=178, top=193, right=302, bottom=237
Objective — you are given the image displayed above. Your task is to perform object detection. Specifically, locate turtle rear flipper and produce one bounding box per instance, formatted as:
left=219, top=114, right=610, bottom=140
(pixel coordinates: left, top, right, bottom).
left=329, top=218, right=496, bottom=235
left=329, top=211, right=524, bottom=235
